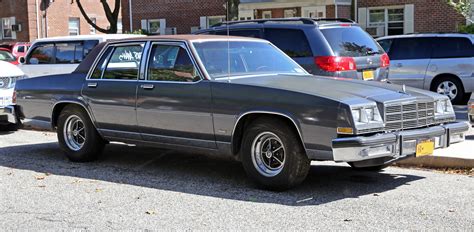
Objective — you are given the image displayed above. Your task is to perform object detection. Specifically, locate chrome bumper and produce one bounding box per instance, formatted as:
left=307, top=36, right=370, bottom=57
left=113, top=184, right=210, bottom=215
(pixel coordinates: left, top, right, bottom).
left=332, top=121, right=470, bottom=162
left=0, top=105, right=18, bottom=124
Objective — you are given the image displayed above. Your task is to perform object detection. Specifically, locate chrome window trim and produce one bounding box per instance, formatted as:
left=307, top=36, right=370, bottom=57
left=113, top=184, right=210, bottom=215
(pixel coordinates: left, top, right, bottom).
left=86, top=41, right=147, bottom=81
left=141, top=41, right=204, bottom=84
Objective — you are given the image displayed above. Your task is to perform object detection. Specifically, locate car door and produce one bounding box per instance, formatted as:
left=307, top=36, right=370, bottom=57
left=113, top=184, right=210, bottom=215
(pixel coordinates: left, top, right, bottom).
left=136, top=42, right=216, bottom=149
left=387, top=37, right=433, bottom=89
left=20, top=42, right=54, bottom=77
left=81, top=42, right=145, bottom=140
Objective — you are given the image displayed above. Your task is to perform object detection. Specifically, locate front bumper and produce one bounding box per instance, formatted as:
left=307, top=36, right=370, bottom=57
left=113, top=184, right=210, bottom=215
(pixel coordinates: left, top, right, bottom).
left=0, top=105, right=18, bottom=125
left=332, top=121, right=470, bottom=163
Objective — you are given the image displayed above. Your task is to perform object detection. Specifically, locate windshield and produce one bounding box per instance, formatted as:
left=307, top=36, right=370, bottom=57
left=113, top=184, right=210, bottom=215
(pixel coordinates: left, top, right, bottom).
left=0, top=50, right=16, bottom=62
left=192, top=41, right=307, bottom=79
left=320, top=27, right=384, bottom=57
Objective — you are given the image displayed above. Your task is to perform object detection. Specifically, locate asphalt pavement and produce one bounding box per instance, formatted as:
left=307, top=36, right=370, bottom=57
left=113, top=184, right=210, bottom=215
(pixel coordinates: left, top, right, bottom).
left=0, top=130, right=473, bottom=230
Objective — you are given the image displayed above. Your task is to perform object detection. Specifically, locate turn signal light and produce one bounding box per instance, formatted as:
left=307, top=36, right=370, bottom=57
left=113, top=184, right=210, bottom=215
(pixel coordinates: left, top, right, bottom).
left=337, top=127, right=354, bottom=135
left=380, top=53, right=390, bottom=67
left=315, top=56, right=357, bottom=72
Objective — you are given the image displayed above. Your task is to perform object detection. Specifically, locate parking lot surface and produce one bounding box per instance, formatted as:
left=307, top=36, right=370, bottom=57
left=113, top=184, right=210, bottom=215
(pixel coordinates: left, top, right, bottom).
left=1, top=130, right=473, bottom=230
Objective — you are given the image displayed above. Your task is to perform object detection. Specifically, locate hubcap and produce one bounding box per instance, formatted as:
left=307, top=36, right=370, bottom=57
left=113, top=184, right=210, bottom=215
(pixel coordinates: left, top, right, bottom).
left=251, top=132, right=286, bottom=177
left=437, top=81, right=458, bottom=100
left=63, top=115, right=86, bottom=151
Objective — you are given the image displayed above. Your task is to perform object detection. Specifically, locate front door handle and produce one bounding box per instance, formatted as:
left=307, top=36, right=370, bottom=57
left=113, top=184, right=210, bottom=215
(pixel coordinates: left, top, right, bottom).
left=140, top=84, right=155, bottom=90
left=396, top=63, right=403, bottom=68
left=88, top=82, right=98, bottom=88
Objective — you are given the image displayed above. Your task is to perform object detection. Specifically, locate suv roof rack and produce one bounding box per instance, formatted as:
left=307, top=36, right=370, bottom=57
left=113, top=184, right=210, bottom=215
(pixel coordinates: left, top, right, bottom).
left=211, top=17, right=355, bottom=27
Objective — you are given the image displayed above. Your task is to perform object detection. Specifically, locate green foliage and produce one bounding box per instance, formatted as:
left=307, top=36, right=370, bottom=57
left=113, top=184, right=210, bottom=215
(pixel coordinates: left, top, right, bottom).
left=446, top=0, right=473, bottom=23
left=459, top=24, right=474, bottom=33
left=126, top=29, right=149, bottom=35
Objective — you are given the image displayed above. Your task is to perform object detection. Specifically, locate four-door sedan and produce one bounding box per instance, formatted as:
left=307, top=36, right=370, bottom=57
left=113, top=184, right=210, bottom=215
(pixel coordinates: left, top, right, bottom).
left=9, top=35, right=470, bottom=190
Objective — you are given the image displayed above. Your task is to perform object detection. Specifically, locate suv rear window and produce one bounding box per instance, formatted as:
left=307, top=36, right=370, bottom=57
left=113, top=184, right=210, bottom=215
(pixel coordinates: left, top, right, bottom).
left=320, top=27, right=383, bottom=57
left=431, top=37, right=474, bottom=58
left=264, top=29, right=312, bottom=58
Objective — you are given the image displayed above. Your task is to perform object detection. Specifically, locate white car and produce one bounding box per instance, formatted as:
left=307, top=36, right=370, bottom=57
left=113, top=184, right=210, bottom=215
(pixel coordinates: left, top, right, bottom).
left=19, top=34, right=143, bottom=78
left=0, top=61, right=25, bottom=129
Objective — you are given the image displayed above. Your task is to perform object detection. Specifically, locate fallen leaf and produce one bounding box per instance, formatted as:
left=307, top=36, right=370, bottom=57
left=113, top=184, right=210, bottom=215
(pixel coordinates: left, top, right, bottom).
left=37, top=185, right=46, bottom=188
left=44, top=173, right=51, bottom=176
left=35, top=176, right=45, bottom=180
left=373, top=193, right=380, bottom=196
left=344, top=219, right=352, bottom=222
left=7, top=172, right=12, bottom=176
left=95, top=188, right=103, bottom=192
left=448, top=209, right=455, bottom=213
left=146, top=210, right=155, bottom=215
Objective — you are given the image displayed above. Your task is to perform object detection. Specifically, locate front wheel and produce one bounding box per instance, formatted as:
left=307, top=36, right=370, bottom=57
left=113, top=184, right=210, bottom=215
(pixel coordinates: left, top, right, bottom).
left=432, top=77, right=466, bottom=105
left=241, top=117, right=310, bottom=191
left=57, top=105, right=105, bottom=162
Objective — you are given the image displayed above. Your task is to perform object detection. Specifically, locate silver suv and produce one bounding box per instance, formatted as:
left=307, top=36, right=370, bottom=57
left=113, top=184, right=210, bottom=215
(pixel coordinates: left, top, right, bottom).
left=376, top=34, right=474, bottom=104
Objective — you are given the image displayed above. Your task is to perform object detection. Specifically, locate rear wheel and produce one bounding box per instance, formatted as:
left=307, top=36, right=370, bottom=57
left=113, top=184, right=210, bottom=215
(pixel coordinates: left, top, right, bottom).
left=432, top=77, right=466, bottom=105
left=241, top=117, right=310, bottom=191
left=57, top=105, right=105, bottom=162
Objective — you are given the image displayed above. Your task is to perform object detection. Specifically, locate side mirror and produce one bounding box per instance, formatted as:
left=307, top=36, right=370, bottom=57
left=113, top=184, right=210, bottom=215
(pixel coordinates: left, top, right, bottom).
left=19, top=56, right=26, bottom=64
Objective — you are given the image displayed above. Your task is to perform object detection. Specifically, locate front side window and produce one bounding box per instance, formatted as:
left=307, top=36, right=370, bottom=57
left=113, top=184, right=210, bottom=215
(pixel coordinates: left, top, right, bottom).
left=28, top=44, right=55, bottom=64
left=264, top=29, right=312, bottom=57
left=193, top=41, right=307, bottom=79
left=147, top=44, right=200, bottom=82
left=101, top=44, right=144, bottom=80
left=389, top=38, right=432, bottom=60
left=377, top=39, right=393, bottom=53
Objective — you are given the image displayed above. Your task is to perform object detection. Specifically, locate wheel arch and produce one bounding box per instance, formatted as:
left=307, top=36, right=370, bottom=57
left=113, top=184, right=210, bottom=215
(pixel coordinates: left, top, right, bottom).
left=51, top=101, right=96, bottom=130
left=429, top=73, right=465, bottom=92
left=230, top=111, right=306, bottom=157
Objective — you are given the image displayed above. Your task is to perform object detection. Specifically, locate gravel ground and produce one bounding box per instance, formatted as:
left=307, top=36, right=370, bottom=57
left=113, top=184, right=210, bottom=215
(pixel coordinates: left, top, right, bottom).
left=1, top=130, right=473, bottom=230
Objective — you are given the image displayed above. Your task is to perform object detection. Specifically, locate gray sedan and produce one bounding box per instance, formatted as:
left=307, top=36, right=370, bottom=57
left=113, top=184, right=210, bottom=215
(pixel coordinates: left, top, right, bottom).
left=9, top=35, right=470, bottom=190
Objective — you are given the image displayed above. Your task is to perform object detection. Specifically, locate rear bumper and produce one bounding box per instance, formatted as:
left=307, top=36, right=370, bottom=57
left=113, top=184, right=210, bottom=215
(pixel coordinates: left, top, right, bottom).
left=0, top=105, right=18, bottom=124
left=332, top=121, right=470, bottom=163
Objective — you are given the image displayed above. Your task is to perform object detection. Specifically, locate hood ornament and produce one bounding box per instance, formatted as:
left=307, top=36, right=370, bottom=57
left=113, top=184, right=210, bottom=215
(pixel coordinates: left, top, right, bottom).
left=402, top=84, right=406, bottom=94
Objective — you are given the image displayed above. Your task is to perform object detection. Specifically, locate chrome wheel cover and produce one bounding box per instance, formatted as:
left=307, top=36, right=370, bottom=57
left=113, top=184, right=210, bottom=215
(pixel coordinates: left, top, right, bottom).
left=251, top=132, right=286, bottom=177
left=437, top=81, right=458, bottom=100
left=63, top=115, right=86, bottom=151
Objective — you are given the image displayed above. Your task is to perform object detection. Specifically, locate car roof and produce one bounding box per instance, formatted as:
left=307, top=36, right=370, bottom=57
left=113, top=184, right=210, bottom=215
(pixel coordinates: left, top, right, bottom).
left=32, top=34, right=143, bottom=43
left=112, top=34, right=267, bottom=43
left=377, top=33, right=474, bottom=42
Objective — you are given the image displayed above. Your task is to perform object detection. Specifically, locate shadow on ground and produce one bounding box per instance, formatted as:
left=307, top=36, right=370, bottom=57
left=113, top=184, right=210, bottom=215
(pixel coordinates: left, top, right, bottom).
left=0, top=142, right=424, bottom=206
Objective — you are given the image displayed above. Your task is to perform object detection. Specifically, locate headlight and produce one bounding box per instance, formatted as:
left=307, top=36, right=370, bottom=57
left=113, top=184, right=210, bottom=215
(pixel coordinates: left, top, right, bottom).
left=434, top=99, right=454, bottom=117
left=351, top=105, right=383, bottom=125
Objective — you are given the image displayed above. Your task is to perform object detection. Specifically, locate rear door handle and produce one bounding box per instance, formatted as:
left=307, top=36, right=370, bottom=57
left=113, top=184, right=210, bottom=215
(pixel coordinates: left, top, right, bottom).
left=140, top=84, right=155, bottom=90
left=88, top=82, right=98, bottom=88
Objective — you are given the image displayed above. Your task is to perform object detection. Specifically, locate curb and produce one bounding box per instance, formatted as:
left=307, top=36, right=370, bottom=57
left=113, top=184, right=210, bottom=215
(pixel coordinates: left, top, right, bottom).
left=394, top=156, right=474, bottom=169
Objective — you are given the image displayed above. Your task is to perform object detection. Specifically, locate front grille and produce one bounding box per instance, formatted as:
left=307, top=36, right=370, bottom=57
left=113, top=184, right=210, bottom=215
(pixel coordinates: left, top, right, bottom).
left=384, top=101, right=435, bottom=131
left=0, top=76, right=22, bottom=89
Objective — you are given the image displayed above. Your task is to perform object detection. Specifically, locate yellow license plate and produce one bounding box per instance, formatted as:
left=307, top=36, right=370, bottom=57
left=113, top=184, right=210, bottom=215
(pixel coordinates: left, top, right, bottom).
left=416, top=140, right=434, bottom=157
left=362, top=70, right=374, bottom=80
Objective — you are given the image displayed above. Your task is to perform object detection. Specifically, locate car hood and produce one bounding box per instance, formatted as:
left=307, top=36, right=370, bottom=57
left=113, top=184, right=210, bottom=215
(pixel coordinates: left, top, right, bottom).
left=220, top=74, right=445, bottom=105
left=0, top=60, right=23, bottom=77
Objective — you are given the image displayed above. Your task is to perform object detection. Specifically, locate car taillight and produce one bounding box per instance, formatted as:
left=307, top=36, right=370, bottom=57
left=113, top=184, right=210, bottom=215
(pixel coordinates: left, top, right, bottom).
left=380, top=53, right=390, bottom=68
left=315, top=56, right=357, bottom=72
left=470, top=102, right=474, bottom=108
left=12, top=90, right=16, bottom=104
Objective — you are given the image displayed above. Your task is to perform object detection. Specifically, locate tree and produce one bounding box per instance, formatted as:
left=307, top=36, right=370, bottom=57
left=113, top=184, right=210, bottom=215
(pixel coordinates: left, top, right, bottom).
left=446, top=0, right=473, bottom=23
left=76, top=0, right=121, bottom=34
left=227, top=0, right=240, bottom=21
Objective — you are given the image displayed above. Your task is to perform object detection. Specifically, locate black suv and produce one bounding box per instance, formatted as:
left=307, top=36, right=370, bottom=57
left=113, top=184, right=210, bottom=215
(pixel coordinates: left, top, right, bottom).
left=195, top=18, right=389, bottom=81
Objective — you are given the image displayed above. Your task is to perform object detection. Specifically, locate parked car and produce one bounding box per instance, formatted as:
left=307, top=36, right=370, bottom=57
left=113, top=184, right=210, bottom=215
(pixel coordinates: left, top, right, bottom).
left=19, top=34, right=143, bottom=78
left=376, top=34, right=474, bottom=105
left=11, top=42, right=31, bottom=58
left=10, top=35, right=469, bottom=190
left=469, top=100, right=474, bottom=126
left=194, top=18, right=390, bottom=81
left=0, top=61, right=25, bottom=130
left=0, top=48, right=19, bottom=65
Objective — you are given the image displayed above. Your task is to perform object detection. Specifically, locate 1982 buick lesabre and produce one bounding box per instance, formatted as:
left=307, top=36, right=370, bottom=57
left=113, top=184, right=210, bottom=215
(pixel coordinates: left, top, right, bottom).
left=7, top=35, right=469, bottom=190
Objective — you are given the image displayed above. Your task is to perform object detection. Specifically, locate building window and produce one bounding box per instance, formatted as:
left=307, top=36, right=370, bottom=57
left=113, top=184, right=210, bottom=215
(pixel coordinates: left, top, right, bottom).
left=90, top=18, right=96, bottom=34
left=69, top=18, right=80, bottom=36
left=117, top=18, right=123, bottom=34
left=2, top=18, right=13, bottom=39
left=207, top=16, right=225, bottom=27
left=148, top=19, right=161, bottom=34
left=284, top=9, right=296, bottom=18
left=368, top=8, right=404, bottom=37
left=262, top=11, right=272, bottom=19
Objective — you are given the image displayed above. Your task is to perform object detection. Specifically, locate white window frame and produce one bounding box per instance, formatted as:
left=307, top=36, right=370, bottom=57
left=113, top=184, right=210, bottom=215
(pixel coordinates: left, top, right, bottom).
left=68, top=18, right=80, bottom=36
left=90, top=18, right=96, bottom=35
left=284, top=9, right=296, bottom=18
left=368, top=6, right=404, bottom=37
left=262, top=11, right=272, bottom=19
left=207, top=15, right=226, bottom=28
left=147, top=19, right=161, bottom=35
left=2, top=17, right=13, bottom=39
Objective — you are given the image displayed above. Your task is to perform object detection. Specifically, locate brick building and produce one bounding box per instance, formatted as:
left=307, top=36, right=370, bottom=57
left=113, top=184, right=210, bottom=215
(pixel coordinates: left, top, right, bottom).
left=0, top=0, right=121, bottom=43
left=121, top=0, right=227, bottom=34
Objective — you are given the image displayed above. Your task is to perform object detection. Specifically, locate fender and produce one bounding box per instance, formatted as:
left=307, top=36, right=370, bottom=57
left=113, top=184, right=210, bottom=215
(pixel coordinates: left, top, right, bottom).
left=51, top=98, right=99, bottom=132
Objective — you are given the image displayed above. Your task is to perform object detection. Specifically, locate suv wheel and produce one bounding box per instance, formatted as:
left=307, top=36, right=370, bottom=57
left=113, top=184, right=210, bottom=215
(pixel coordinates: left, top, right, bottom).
left=241, top=117, right=310, bottom=190
left=57, top=105, right=105, bottom=162
left=432, top=77, right=466, bottom=105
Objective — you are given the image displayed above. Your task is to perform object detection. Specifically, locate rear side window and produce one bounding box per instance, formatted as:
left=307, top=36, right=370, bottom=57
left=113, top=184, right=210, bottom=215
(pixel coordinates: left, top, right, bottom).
left=264, top=29, right=312, bottom=57
left=55, top=42, right=84, bottom=64
left=90, top=47, right=113, bottom=79
left=431, top=37, right=474, bottom=58
left=102, top=44, right=144, bottom=80
left=389, top=38, right=432, bottom=60
left=320, top=27, right=384, bottom=57
left=215, top=29, right=261, bottom=38
left=84, top=40, right=99, bottom=58
left=28, top=44, right=55, bottom=64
